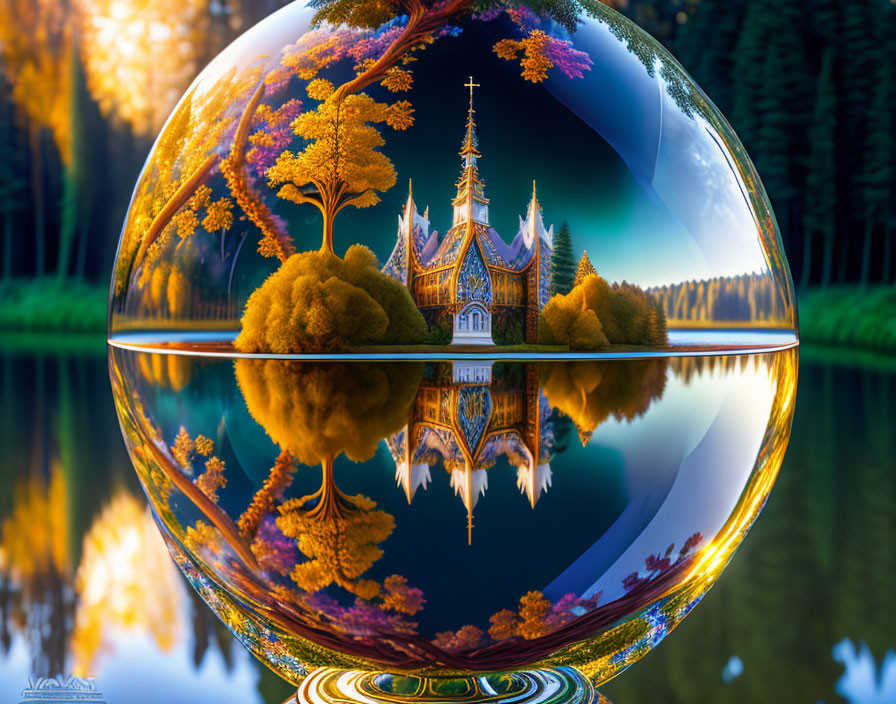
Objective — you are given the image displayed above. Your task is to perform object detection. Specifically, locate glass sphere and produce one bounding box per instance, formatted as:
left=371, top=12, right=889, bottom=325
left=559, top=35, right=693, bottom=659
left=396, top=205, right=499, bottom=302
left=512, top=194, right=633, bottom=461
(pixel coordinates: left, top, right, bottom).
left=108, top=2, right=798, bottom=702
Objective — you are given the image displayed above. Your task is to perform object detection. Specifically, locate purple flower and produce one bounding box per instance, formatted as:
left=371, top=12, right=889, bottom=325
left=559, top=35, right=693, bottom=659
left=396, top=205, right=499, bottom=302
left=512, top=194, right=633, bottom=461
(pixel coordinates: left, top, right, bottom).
left=253, top=515, right=299, bottom=575
left=541, top=35, right=593, bottom=80
left=473, top=6, right=502, bottom=22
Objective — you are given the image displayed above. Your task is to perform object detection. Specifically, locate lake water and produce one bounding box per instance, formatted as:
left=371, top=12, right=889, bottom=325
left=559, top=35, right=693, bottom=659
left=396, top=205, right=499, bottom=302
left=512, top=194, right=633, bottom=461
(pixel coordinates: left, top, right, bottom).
left=0, top=343, right=893, bottom=704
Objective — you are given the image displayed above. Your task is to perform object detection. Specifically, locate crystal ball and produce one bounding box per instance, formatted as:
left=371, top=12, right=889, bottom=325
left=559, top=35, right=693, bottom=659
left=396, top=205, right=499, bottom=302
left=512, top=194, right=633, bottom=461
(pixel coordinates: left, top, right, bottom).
left=108, top=2, right=798, bottom=702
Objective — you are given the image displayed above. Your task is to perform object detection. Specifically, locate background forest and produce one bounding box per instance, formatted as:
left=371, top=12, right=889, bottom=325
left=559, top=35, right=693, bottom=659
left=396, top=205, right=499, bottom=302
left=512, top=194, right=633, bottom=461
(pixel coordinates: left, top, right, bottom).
left=1, top=0, right=895, bottom=349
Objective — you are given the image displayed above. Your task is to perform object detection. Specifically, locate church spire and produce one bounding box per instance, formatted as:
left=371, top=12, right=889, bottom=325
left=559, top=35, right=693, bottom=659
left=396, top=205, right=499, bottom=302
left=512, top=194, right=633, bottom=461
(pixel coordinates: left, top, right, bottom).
left=528, top=180, right=541, bottom=225
left=452, top=77, right=489, bottom=226
left=459, top=77, right=480, bottom=168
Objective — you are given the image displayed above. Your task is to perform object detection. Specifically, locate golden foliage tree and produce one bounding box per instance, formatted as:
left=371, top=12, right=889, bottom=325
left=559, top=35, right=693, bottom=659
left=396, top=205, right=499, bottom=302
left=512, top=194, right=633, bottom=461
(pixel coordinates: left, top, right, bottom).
left=488, top=609, right=521, bottom=641
left=71, top=492, right=182, bottom=676
left=432, top=624, right=485, bottom=651
left=277, top=469, right=394, bottom=600
left=220, top=82, right=296, bottom=263
left=267, top=85, right=408, bottom=252
left=77, top=0, right=223, bottom=136
left=136, top=351, right=193, bottom=391
left=517, top=590, right=551, bottom=640
left=0, top=0, right=74, bottom=275
left=0, top=463, right=69, bottom=583
left=538, top=295, right=609, bottom=350
left=540, top=274, right=669, bottom=348
left=115, top=65, right=263, bottom=296
left=195, top=456, right=227, bottom=503
left=0, top=0, right=72, bottom=159
left=235, top=246, right=426, bottom=353
left=494, top=31, right=554, bottom=83
left=233, top=359, right=423, bottom=599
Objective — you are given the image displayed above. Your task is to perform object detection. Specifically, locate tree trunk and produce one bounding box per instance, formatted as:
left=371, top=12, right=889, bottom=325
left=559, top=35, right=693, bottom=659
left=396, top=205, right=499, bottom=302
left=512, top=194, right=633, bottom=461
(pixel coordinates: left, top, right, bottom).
left=227, top=231, right=247, bottom=298
left=134, top=152, right=219, bottom=265
left=822, top=232, right=834, bottom=288
left=144, top=437, right=258, bottom=569
left=837, top=221, right=852, bottom=283
left=29, top=126, right=45, bottom=277
left=2, top=215, right=11, bottom=279
left=883, top=227, right=892, bottom=284
left=321, top=211, right=335, bottom=253
left=860, top=219, right=873, bottom=287
left=800, top=231, right=813, bottom=290
left=222, top=80, right=292, bottom=262
left=75, top=219, right=88, bottom=280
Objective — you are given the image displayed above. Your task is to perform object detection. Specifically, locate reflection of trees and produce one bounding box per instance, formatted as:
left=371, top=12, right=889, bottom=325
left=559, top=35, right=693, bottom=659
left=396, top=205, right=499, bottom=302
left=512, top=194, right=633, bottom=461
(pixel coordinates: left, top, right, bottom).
left=278, top=475, right=394, bottom=600
left=235, top=360, right=423, bottom=598
left=0, top=464, right=72, bottom=678
left=235, top=360, right=422, bottom=464
left=539, top=358, right=667, bottom=444
left=71, top=492, right=182, bottom=676
left=601, top=350, right=880, bottom=704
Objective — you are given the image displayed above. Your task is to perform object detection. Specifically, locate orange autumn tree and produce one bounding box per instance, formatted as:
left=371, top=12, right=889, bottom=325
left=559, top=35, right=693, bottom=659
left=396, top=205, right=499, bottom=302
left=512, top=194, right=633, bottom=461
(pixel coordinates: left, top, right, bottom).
left=234, top=360, right=424, bottom=597
left=267, top=80, right=411, bottom=251
left=277, top=466, right=394, bottom=600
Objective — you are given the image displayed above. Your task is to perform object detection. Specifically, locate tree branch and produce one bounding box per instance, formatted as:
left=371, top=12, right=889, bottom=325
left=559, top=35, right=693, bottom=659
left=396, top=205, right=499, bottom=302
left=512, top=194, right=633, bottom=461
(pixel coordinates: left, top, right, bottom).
left=331, top=0, right=473, bottom=103
left=134, top=152, right=219, bottom=266
left=145, top=439, right=259, bottom=570
left=222, top=80, right=295, bottom=263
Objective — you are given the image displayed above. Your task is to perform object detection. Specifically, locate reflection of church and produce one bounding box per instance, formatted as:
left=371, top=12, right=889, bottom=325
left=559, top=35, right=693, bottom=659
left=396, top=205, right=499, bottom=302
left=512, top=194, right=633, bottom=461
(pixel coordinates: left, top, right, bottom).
left=386, top=362, right=554, bottom=543
left=383, top=80, right=554, bottom=345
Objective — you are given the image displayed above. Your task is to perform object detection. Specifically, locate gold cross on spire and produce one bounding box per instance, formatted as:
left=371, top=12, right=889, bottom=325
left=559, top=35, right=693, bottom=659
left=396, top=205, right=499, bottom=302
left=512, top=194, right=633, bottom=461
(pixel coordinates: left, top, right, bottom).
left=464, top=76, right=480, bottom=110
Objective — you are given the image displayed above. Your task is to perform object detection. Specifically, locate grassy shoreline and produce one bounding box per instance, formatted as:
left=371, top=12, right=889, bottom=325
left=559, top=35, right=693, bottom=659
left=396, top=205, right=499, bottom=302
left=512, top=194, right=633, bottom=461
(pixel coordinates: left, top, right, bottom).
left=798, top=285, right=896, bottom=353
left=3, top=280, right=895, bottom=355
left=0, top=278, right=107, bottom=333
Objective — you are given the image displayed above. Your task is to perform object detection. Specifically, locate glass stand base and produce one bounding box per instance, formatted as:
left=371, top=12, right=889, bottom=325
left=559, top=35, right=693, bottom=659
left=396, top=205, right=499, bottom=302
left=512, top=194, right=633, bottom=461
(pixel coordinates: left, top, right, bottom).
left=293, top=666, right=608, bottom=704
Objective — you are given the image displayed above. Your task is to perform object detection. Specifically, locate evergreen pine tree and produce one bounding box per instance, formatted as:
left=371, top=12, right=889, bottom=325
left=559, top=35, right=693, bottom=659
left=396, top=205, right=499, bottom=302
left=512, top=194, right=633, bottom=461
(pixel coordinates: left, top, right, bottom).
left=549, top=221, right=575, bottom=296
left=675, top=0, right=746, bottom=115
left=803, top=48, right=838, bottom=288
left=753, top=0, right=811, bottom=254
left=886, top=7, right=896, bottom=284
left=859, top=59, right=894, bottom=286
left=573, top=250, right=596, bottom=287
left=730, top=0, right=774, bottom=151
left=838, top=0, right=881, bottom=281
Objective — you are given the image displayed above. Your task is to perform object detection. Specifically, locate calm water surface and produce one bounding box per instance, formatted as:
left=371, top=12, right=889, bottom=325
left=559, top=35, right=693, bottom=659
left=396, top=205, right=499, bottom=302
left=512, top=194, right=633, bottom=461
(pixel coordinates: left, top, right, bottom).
left=0, top=344, right=893, bottom=703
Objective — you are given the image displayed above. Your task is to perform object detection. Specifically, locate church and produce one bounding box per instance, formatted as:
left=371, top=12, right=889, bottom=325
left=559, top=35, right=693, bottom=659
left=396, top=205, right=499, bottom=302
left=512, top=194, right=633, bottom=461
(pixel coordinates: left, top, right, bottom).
left=383, top=79, right=554, bottom=346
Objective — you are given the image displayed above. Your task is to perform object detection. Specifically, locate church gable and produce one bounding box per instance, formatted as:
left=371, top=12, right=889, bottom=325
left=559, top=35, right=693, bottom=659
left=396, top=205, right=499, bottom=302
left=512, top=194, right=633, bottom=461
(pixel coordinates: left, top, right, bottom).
left=456, top=241, right=493, bottom=305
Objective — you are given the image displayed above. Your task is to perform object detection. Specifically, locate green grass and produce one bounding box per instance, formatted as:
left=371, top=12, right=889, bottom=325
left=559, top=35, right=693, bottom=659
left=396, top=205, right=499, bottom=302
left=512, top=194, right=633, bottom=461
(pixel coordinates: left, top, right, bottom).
left=0, top=278, right=107, bottom=334
left=799, top=285, right=896, bottom=353
left=355, top=343, right=570, bottom=354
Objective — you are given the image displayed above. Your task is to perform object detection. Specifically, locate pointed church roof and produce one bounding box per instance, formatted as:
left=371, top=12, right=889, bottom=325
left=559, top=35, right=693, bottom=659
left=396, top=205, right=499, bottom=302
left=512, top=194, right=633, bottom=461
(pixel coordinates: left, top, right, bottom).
left=517, top=462, right=553, bottom=509
left=396, top=461, right=432, bottom=503
left=382, top=180, right=432, bottom=283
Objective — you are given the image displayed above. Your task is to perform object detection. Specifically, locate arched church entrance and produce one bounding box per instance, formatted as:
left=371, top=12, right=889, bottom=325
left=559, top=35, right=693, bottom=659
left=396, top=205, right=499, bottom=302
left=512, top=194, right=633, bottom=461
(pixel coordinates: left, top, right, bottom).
left=452, top=301, right=493, bottom=346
